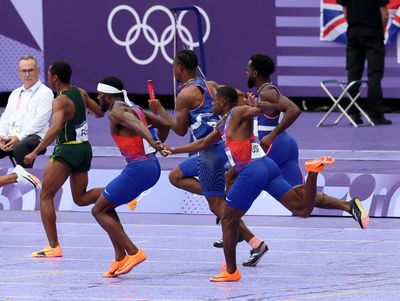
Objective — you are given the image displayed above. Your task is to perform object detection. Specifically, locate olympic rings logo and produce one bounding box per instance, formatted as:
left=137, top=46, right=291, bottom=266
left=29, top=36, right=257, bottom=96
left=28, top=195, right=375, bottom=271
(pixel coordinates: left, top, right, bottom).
left=107, top=5, right=211, bottom=65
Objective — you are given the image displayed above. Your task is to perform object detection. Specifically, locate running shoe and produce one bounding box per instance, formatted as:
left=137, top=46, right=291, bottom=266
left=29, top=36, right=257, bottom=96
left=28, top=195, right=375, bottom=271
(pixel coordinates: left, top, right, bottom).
left=209, top=268, right=241, bottom=282
left=102, top=257, right=129, bottom=278
left=305, top=156, right=335, bottom=173
left=115, top=249, right=146, bottom=276
left=242, top=241, right=269, bottom=267
left=349, top=197, right=369, bottom=229
left=213, top=233, right=244, bottom=248
left=13, top=165, right=42, bottom=189
left=127, top=199, right=137, bottom=211
left=31, top=245, right=63, bottom=257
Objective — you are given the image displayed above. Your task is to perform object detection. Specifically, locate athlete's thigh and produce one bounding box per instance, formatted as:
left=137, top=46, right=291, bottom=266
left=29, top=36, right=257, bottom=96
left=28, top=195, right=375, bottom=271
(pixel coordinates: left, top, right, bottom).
left=92, top=193, right=116, bottom=215
left=198, top=144, right=227, bottom=197
left=178, top=155, right=199, bottom=177
left=42, top=159, right=71, bottom=196
left=69, top=172, right=89, bottom=201
left=227, top=161, right=267, bottom=211
left=280, top=160, right=303, bottom=186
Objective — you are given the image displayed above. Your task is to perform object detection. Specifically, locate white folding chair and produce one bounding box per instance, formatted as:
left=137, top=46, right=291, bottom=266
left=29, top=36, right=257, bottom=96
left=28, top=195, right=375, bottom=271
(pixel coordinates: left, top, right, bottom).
left=316, top=80, right=375, bottom=128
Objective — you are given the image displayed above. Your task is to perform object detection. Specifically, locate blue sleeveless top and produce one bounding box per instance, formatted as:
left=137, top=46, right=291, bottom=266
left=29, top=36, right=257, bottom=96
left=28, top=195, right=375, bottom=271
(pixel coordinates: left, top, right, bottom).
left=255, top=82, right=284, bottom=140
left=182, top=77, right=220, bottom=140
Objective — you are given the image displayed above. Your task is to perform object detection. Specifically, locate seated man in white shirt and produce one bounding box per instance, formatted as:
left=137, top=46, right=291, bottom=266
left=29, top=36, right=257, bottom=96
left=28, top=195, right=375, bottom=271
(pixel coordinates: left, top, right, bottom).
left=0, top=55, right=54, bottom=168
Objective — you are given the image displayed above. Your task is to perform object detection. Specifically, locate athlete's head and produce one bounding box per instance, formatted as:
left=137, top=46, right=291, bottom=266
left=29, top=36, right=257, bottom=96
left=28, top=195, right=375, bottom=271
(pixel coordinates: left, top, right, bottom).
left=48, top=61, right=72, bottom=89
left=212, top=86, right=238, bottom=115
left=18, top=55, right=40, bottom=89
left=97, top=76, right=124, bottom=112
left=246, top=54, right=275, bottom=88
left=173, top=49, right=198, bottom=82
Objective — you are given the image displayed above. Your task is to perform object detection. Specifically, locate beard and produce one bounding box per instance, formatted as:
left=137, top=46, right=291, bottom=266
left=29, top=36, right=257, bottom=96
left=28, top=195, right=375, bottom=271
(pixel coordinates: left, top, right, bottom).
left=247, top=77, right=255, bottom=88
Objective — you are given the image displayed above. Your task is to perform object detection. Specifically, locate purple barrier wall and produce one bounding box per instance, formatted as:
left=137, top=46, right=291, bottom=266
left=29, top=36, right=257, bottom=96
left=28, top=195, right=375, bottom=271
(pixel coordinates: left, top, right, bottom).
left=1, top=167, right=400, bottom=217
left=1, top=0, right=399, bottom=97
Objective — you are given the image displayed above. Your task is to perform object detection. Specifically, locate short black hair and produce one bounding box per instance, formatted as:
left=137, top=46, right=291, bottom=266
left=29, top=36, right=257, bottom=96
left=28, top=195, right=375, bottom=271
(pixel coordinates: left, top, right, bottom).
left=216, top=86, right=238, bottom=105
left=99, top=76, right=124, bottom=90
left=249, top=54, right=275, bottom=78
left=49, top=61, right=72, bottom=83
left=99, top=76, right=124, bottom=98
left=175, top=49, right=198, bottom=71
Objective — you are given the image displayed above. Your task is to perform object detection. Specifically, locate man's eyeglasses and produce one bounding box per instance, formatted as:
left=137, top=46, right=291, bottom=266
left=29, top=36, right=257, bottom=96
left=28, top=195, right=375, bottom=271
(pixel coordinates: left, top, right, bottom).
left=19, top=68, right=37, bottom=74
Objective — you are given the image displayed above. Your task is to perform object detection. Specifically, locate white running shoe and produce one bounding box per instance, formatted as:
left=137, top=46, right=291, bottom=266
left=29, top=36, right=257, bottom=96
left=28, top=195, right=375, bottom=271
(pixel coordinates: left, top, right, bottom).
left=13, top=165, right=42, bottom=189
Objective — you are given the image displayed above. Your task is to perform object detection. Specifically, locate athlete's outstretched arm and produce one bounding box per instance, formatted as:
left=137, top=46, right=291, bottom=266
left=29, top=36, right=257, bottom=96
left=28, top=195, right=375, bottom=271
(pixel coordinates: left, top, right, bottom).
left=79, top=88, right=105, bottom=118
left=165, top=130, right=221, bottom=155
left=24, top=97, right=67, bottom=164
left=143, top=110, right=171, bottom=142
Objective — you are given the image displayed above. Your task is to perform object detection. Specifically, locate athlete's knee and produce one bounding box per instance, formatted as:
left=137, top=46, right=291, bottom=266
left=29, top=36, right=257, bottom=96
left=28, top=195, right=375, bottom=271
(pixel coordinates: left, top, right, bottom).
left=294, top=207, right=312, bottom=218
left=168, top=168, right=183, bottom=187
left=221, top=210, right=241, bottom=229
left=208, top=198, right=225, bottom=217
left=91, top=205, right=100, bottom=218
left=39, top=188, right=54, bottom=203
left=73, top=197, right=87, bottom=207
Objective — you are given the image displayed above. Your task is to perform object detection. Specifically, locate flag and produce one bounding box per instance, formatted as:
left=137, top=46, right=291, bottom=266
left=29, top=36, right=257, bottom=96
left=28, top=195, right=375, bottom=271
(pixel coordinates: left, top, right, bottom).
left=386, top=2, right=400, bottom=43
left=321, top=0, right=400, bottom=44
left=320, top=0, right=348, bottom=42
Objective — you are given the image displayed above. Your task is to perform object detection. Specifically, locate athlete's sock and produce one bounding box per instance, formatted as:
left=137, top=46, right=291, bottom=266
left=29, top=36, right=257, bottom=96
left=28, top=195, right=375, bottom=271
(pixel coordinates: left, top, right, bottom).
left=248, top=236, right=262, bottom=250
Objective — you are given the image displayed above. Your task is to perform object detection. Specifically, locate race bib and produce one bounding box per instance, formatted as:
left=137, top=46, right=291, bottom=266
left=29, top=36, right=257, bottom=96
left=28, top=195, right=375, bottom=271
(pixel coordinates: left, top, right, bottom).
left=251, top=142, right=266, bottom=159
left=143, top=138, right=156, bottom=154
left=75, top=121, right=89, bottom=142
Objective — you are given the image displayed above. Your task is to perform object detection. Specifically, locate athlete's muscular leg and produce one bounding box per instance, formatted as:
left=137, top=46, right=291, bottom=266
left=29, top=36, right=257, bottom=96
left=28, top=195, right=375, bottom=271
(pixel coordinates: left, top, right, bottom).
left=225, top=167, right=238, bottom=196
left=168, top=165, right=202, bottom=195
left=314, top=192, right=351, bottom=212
left=221, top=205, right=246, bottom=274
left=223, top=167, right=255, bottom=242
left=280, top=173, right=351, bottom=216
left=279, top=172, right=319, bottom=218
left=207, top=195, right=255, bottom=242
left=40, top=160, right=71, bottom=248
left=92, top=196, right=137, bottom=257
left=70, top=172, right=103, bottom=206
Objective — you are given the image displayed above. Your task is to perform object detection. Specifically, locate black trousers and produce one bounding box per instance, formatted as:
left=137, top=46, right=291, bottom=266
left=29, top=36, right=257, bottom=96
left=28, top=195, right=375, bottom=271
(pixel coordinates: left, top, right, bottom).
left=346, top=36, right=385, bottom=118
left=0, top=134, right=44, bottom=168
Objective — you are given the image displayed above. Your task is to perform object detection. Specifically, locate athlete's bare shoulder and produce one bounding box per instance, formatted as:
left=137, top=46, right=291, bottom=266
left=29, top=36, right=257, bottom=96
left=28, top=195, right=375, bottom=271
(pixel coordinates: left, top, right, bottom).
left=259, top=86, right=280, bottom=104
left=176, top=85, right=202, bottom=109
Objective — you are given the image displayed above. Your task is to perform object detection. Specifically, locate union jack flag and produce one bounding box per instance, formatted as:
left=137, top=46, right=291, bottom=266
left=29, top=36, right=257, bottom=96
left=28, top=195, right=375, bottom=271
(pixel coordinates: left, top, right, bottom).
left=320, top=0, right=400, bottom=44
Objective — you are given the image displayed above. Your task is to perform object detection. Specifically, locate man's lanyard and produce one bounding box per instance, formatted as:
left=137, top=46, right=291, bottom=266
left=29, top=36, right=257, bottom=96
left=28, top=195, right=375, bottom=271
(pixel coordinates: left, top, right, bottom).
left=16, top=83, right=41, bottom=113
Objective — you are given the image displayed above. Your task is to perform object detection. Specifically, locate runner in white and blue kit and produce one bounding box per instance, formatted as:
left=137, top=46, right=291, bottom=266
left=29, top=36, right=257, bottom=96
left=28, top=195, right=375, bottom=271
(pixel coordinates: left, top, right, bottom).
left=149, top=49, right=257, bottom=242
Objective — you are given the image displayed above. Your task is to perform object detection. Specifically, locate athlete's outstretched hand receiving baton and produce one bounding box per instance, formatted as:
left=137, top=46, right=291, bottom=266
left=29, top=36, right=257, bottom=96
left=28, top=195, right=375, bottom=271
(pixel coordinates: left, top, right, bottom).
left=160, top=144, right=173, bottom=157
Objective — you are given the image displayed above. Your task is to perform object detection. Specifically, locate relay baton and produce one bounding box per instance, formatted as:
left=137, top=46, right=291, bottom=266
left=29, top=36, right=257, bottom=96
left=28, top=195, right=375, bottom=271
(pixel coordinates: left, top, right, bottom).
left=147, top=80, right=155, bottom=100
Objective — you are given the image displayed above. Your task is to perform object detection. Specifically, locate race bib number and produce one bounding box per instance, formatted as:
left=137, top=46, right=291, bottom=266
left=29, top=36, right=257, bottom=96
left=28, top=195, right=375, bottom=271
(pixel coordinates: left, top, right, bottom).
left=75, top=121, right=88, bottom=142
left=251, top=142, right=265, bottom=159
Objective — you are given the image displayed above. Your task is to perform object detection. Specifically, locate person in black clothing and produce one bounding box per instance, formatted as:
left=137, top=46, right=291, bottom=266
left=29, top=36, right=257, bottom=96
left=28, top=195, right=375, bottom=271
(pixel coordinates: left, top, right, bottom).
left=338, top=0, right=392, bottom=125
